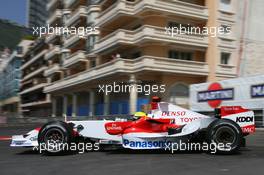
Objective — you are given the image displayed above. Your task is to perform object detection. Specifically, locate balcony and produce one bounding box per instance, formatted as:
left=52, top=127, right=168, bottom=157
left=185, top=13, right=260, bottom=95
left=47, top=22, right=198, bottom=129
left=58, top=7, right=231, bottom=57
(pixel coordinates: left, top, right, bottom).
left=46, top=33, right=60, bottom=43
left=21, top=100, right=50, bottom=108
left=45, top=46, right=61, bottom=60
left=65, top=6, right=87, bottom=27
left=47, top=9, right=62, bottom=25
left=44, top=64, right=62, bottom=77
left=65, top=0, right=78, bottom=8
left=218, top=37, right=237, bottom=49
left=94, top=25, right=208, bottom=53
left=22, top=66, right=47, bottom=81
left=216, top=64, right=237, bottom=78
left=44, top=56, right=208, bottom=92
left=47, top=0, right=59, bottom=11
left=63, top=50, right=87, bottom=68
left=20, top=83, right=47, bottom=95
left=218, top=10, right=236, bottom=23
left=96, top=0, right=208, bottom=27
left=21, top=50, right=47, bottom=70
left=63, top=34, right=86, bottom=48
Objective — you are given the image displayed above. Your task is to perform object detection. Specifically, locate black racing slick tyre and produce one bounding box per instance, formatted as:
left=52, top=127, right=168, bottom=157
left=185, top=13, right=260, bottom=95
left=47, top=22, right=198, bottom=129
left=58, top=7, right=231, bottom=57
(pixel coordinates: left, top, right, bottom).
left=38, top=121, right=74, bottom=154
left=206, top=119, right=242, bottom=154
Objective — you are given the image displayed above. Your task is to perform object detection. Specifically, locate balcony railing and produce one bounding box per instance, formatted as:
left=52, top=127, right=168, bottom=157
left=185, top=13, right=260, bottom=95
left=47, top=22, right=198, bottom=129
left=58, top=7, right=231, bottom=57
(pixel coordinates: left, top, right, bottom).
left=47, top=9, right=62, bottom=25
left=63, top=34, right=86, bottom=48
left=45, top=46, right=61, bottom=60
left=44, top=56, right=208, bottom=92
left=21, top=50, right=47, bottom=70
left=218, top=37, right=237, bottom=49
left=44, top=64, right=61, bottom=77
left=22, top=66, right=47, bottom=81
left=46, top=33, right=60, bottom=43
left=63, top=50, right=87, bottom=68
left=20, top=83, right=47, bottom=95
left=94, top=25, right=208, bottom=53
left=21, top=99, right=50, bottom=108
left=65, top=6, right=87, bottom=27
left=216, top=64, right=237, bottom=78
left=96, top=0, right=208, bottom=27
left=47, top=0, right=58, bottom=11
left=65, top=0, right=78, bottom=8
left=218, top=10, right=235, bottom=22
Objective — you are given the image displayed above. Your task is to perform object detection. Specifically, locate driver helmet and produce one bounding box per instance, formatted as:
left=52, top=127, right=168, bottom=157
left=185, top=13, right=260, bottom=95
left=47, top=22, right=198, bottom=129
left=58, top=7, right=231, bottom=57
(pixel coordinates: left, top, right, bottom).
left=133, top=111, right=147, bottom=120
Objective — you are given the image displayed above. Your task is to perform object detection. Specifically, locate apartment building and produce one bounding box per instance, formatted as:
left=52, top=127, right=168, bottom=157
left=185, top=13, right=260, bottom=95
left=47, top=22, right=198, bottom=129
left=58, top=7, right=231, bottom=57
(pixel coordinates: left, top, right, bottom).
left=27, top=0, right=49, bottom=28
left=0, top=40, right=33, bottom=117
left=20, top=38, right=50, bottom=117
left=237, top=0, right=264, bottom=77
left=43, top=0, right=238, bottom=118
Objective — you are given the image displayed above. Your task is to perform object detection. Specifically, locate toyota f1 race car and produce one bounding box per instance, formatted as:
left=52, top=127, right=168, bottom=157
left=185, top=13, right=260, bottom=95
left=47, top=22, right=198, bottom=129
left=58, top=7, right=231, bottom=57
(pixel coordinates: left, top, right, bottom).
left=10, top=100, right=255, bottom=155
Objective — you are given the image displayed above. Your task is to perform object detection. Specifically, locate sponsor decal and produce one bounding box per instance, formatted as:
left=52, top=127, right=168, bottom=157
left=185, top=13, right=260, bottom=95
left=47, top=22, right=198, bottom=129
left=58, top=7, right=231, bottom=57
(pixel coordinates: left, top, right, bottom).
left=123, top=139, right=172, bottom=148
left=197, top=83, right=234, bottom=108
left=180, top=117, right=201, bottom=123
left=251, top=84, right=264, bottom=98
left=106, top=124, right=122, bottom=131
left=161, top=111, right=186, bottom=117
left=236, top=116, right=254, bottom=123
left=241, top=125, right=255, bottom=133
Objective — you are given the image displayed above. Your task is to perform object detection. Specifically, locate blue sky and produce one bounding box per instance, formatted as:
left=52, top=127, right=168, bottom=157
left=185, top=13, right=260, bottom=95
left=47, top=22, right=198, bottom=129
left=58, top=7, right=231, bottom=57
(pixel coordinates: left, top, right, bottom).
left=0, top=0, right=27, bottom=26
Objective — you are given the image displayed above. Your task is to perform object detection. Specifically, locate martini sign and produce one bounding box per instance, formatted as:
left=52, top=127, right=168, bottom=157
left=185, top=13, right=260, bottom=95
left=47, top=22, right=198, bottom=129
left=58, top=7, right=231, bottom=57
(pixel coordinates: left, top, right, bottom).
left=197, top=83, right=234, bottom=108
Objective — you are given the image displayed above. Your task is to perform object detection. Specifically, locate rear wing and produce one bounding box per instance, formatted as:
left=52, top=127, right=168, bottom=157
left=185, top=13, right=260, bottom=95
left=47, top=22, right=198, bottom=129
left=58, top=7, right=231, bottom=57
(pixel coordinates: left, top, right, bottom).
left=216, top=106, right=255, bottom=134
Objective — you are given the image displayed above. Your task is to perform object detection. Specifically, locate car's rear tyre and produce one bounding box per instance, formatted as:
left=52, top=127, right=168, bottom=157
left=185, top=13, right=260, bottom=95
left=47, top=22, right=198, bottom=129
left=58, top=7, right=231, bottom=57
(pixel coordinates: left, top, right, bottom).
left=38, top=121, right=74, bottom=154
left=206, top=119, right=242, bottom=154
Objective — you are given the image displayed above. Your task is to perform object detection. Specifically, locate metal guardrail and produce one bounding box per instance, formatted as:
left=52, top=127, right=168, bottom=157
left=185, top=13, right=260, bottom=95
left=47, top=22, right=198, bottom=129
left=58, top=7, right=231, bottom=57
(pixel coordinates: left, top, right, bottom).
left=0, top=116, right=63, bottom=126
left=0, top=115, right=133, bottom=126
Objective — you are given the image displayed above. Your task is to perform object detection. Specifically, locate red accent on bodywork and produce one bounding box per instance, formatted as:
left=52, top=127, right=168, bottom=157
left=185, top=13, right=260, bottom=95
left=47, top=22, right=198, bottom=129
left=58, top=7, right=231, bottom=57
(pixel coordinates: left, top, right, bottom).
left=151, top=102, right=158, bottom=110
left=221, top=106, right=249, bottom=117
left=105, top=118, right=181, bottom=135
left=105, top=121, right=132, bottom=135
left=241, top=124, right=255, bottom=134
left=34, top=127, right=41, bottom=131
left=73, top=130, right=79, bottom=137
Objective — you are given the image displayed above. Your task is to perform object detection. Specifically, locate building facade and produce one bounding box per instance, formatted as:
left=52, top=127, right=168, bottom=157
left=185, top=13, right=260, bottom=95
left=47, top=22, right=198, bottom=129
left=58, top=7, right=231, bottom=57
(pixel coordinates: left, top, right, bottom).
left=20, top=39, right=51, bottom=117
left=0, top=40, right=33, bottom=117
left=237, top=0, right=264, bottom=77
left=27, top=0, right=49, bottom=28
left=41, top=0, right=239, bottom=118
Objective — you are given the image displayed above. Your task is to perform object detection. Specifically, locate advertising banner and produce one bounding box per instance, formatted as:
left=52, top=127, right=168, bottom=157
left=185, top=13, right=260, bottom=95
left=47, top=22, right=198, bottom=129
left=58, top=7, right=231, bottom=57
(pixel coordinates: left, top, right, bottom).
left=190, top=75, right=264, bottom=111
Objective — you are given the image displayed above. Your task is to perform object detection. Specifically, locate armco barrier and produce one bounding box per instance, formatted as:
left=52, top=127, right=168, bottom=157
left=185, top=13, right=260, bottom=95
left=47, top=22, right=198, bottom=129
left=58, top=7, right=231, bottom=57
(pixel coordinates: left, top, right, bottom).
left=0, top=115, right=132, bottom=127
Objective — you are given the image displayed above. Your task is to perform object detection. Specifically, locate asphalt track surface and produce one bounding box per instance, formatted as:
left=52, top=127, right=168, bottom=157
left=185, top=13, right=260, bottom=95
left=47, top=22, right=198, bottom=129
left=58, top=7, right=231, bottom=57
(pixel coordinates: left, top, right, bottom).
left=0, top=125, right=264, bottom=175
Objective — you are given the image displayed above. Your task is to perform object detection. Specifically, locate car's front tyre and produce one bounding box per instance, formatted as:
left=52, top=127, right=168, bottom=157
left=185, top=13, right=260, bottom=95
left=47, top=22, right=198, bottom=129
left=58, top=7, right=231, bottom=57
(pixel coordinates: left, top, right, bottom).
left=38, top=121, right=74, bottom=154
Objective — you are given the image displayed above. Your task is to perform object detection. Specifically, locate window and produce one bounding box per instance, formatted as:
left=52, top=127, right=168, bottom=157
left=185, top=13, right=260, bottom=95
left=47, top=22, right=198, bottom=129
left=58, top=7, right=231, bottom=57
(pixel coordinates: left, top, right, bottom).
left=86, top=35, right=97, bottom=52
left=169, top=50, right=193, bottom=61
left=221, top=25, right=231, bottom=34
left=131, top=52, right=141, bottom=59
left=221, top=52, right=231, bottom=64
left=16, top=46, right=23, bottom=55
left=90, top=59, right=96, bottom=68
left=169, top=83, right=189, bottom=105
left=220, top=0, right=232, bottom=12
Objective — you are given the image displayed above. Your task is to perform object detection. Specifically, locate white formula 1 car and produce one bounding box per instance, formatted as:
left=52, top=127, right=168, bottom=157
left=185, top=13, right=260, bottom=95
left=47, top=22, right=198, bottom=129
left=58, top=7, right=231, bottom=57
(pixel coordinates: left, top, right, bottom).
left=10, top=102, right=255, bottom=154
